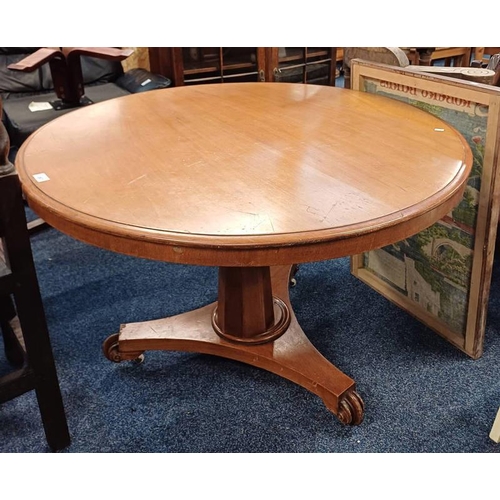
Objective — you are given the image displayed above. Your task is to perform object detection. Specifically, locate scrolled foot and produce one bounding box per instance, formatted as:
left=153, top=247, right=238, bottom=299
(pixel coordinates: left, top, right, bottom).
left=102, top=333, right=144, bottom=363
left=337, top=390, right=365, bottom=426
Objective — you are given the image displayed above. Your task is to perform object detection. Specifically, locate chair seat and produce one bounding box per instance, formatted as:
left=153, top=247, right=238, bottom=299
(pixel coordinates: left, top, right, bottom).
left=2, top=83, right=131, bottom=148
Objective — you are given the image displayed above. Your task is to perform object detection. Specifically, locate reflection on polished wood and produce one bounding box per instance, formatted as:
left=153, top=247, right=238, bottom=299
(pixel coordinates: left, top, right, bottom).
left=16, top=83, right=473, bottom=425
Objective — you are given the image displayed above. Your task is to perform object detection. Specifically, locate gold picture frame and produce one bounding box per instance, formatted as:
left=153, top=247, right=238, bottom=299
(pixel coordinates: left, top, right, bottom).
left=350, top=59, right=500, bottom=359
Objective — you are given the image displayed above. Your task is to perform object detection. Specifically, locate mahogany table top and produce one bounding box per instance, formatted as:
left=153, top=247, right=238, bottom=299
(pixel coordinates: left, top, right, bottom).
left=16, top=82, right=472, bottom=266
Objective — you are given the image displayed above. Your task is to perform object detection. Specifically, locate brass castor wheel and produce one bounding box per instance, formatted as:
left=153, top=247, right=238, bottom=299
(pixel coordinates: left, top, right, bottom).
left=337, top=390, right=365, bottom=425
left=132, top=354, right=145, bottom=364
left=290, top=264, right=300, bottom=287
left=102, top=333, right=144, bottom=363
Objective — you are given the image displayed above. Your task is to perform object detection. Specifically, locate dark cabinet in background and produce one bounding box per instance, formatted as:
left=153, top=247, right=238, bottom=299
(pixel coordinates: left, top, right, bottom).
left=148, top=47, right=338, bottom=86
left=264, top=47, right=337, bottom=85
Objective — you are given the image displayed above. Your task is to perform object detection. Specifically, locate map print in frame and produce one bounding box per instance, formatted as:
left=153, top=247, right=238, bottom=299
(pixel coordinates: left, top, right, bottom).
left=349, top=60, right=500, bottom=359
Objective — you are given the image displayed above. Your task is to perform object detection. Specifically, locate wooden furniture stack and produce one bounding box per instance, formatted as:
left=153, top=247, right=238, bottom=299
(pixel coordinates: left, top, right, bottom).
left=342, top=47, right=496, bottom=89
left=473, top=47, right=500, bottom=65
left=404, top=47, right=472, bottom=66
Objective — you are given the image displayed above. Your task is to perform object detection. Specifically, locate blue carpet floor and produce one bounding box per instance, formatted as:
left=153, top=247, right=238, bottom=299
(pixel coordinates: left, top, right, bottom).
left=0, top=221, right=499, bottom=454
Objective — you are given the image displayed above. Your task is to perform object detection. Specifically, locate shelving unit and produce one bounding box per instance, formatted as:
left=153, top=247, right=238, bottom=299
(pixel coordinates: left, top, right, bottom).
left=148, top=47, right=338, bottom=87
left=265, top=47, right=337, bottom=85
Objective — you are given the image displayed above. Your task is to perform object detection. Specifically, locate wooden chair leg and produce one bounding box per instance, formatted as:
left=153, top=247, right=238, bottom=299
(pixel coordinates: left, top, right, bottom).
left=11, top=198, right=70, bottom=451
left=0, top=170, right=70, bottom=452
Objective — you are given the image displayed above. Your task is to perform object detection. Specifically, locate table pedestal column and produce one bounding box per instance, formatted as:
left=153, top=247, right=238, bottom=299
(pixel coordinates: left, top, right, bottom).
left=212, top=266, right=291, bottom=345
left=103, top=265, right=364, bottom=425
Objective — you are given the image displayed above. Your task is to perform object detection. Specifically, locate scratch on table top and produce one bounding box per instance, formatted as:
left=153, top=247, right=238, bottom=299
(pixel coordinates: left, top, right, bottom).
left=252, top=215, right=276, bottom=233
left=321, top=202, right=337, bottom=223
left=235, top=210, right=259, bottom=216
left=127, top=174, right=147, bottom=185
left=185, top=160, right=204, bottom=168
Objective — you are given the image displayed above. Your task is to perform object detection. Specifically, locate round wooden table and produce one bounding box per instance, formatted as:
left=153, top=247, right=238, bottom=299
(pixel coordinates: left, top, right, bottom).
left=16, top=82, right=472, bottom=425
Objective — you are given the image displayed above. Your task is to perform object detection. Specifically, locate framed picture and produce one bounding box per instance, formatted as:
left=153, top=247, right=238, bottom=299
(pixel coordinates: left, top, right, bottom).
left=349, top=59, right=500, bottom=359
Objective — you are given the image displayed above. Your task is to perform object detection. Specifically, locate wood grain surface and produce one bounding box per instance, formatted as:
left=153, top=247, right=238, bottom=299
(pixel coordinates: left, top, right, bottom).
left=16, top=82, right=472, bottom=266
